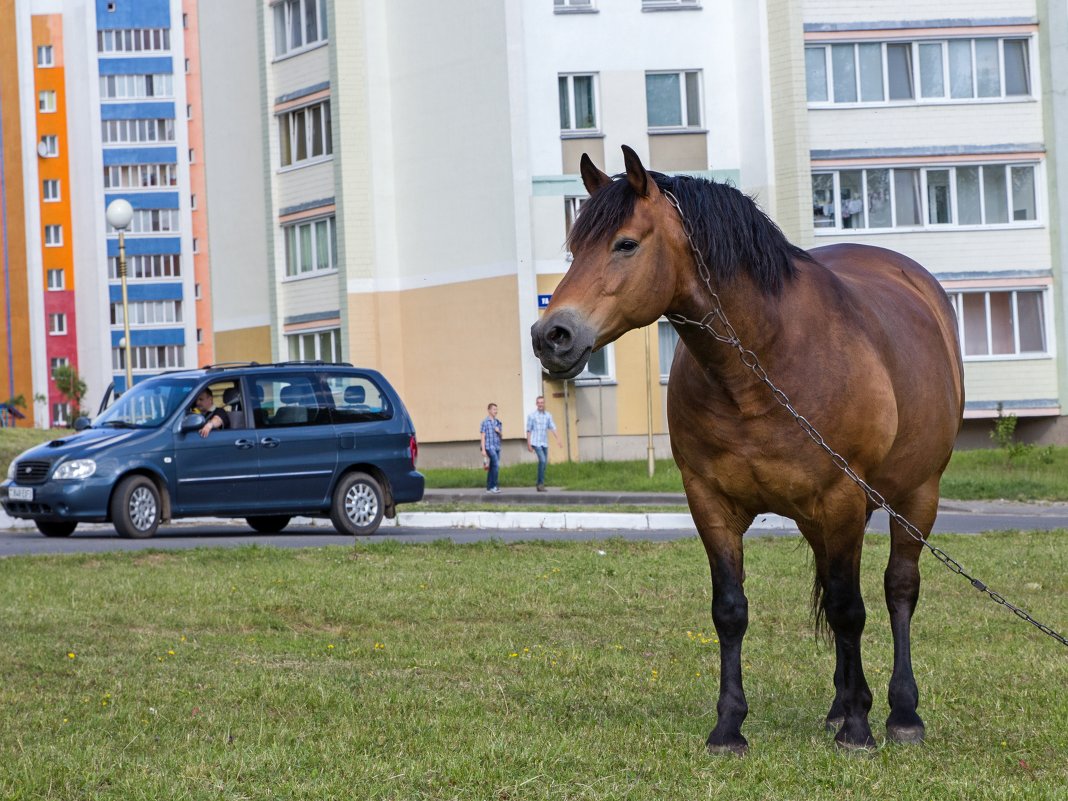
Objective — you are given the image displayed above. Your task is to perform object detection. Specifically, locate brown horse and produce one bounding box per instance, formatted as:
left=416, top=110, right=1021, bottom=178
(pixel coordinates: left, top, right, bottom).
left=531, top=146, right=964, bottom=753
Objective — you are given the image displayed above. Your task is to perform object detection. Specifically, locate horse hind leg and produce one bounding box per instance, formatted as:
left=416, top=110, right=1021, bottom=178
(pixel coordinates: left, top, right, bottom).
left=883, top=479, right=939, bottom=744
left=800, top=501, right=876, bottom=752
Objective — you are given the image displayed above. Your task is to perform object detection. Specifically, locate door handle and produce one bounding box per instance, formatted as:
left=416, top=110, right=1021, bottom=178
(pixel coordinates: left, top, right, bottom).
left=234, top=439, right=254, bottom=450
left=261, top=437, right=280, bottom=449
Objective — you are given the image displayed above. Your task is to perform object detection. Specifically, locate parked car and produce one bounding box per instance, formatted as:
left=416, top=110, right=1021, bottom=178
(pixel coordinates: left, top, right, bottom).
left=1, top=362, right=423, bottom=537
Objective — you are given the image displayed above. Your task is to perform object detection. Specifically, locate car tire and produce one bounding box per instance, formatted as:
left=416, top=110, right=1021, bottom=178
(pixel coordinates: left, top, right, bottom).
left=246, top=515, right=291, bottom=534
left=330, top=472, right=384, bottom=536
left=36, top=521, right=77, bottom=537
left=110, top=475, right=161, bottom=539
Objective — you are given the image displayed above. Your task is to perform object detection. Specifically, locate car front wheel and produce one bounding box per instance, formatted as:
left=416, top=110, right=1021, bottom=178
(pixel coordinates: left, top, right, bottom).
left=330, top=472, right=384, bottom=536
left=110, top=475, right=161, bottom=539
left=36, top=521, right=77, bottom=537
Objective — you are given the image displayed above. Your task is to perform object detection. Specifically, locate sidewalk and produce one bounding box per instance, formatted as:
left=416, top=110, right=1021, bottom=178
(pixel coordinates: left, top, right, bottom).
left=3, top=486, right=1066, bottom=533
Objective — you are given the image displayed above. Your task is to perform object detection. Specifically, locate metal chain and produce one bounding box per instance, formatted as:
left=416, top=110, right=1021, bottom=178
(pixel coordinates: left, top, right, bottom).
left=662, top=189, right=1068, bottom=648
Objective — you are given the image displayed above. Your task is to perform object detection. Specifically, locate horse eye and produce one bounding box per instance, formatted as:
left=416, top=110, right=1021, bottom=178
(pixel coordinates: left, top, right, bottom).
left=615, top=239, right=639, bottom=253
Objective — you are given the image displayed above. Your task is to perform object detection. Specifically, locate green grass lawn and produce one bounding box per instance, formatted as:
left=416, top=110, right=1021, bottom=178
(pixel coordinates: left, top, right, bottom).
left=0, top=534, right=1064, bottom=800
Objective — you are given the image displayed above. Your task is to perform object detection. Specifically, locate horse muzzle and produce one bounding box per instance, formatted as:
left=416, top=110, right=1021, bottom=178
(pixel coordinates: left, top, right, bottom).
left=530, top=308, right=596, bottom=380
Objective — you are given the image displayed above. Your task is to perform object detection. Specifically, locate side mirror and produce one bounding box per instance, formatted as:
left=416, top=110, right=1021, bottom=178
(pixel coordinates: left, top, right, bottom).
left=73, top=417, right=91, bottom=431
left=180, top=413, right=206, bottom=433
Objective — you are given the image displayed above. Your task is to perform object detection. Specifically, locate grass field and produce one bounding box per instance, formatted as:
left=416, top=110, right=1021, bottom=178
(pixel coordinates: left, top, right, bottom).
left=0, top=533, right=1064, bottom=800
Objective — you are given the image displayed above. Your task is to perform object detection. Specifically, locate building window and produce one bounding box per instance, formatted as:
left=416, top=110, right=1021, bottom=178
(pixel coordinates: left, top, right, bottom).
left=284, top=216, right=337, bottom=277
left=645, top=70, right=702, bottom=130
left=195, top=283, right=202, bottom=299
left=43, top=179, right=61, bottom=202
left=112, top=345, right=184, bottom=371
left=192, top=237, right=199, bottom=253
left=48, top=313, right=67, bottom=335
left=273, top=0, right=329, bottom=57
left=658, top=320, right=680, bottom=379
left=103, top=163, right=178, bottom=189
left=286, top=327, right=341, bottom=362
left=191, top=193, right=197, bottom=210
left=643, top=0, right=699, bottom=8
left=99, top=73, right=175, bottom=100
left=184, top=58, right=190, bottom=73
left=811, top=163, right=1038, bottom=231
left=37, top=45, right=54, bottom=66
left=554, top=0, right=594, bottom=10
left=196, top=328, right=203, bottom=344
left=806, top=36, right=1033, bottom=105
left=278, top=101, right=332, bottom=167
left=51, top=402, right=71, bottom=426
left=558, top=73, right=599, bottom=132
left=44, top=224, right=63, bottom=246
left=110, top=300, right=183, bottom=326
left=108, top=253, right=181, bottom=279
left=38, top=90, right=57, bottom=112
left=187, top=104, right=192, bottom=119
left=41, top=135, right=59, bottom=157
left=101, top=118, right=175, bottom=144
left=97, top=28, right=170, bottom=53
left=50, top=356, right=70, bottom=372
left=575, top=343, right=614, bottom=384
left=949, top=289, right=1047, bottom=358
left=107, top=209, right=180, bottom=234
left=189, top=148, right=195, bottom=163
left=47, top=269, right=65, bottom=290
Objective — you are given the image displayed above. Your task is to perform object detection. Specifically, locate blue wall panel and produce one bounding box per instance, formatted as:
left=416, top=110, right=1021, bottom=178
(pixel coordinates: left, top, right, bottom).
left=107, top=237, right=182, bottom=257
left=111, top=328, right=186, bottom=347
left=105, top=192, right=179, bottom=209
left=108, top=282, right=183, bottom=302
left=95, top=0, right=171, bottom=30
left=100, top=102, right=175, bottom=120
left=102, top=146, right=177, bottom=165
left=98, top=57, right=173, bottom=76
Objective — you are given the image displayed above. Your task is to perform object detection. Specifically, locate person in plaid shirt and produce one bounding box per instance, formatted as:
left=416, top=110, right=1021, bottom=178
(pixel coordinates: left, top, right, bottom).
left=525, top=395, right=562, bottom=492
left=479, top=402, right=503, bottom=493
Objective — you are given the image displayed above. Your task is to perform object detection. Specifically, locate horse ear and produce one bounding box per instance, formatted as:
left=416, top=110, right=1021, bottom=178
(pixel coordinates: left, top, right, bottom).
left=622, top=145, right=650, bottom=197
left=580, top=153, right=612, bottom=196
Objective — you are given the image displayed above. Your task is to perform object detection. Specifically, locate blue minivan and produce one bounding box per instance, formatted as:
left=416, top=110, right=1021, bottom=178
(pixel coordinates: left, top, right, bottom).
left=1, top=363, right=424, bottom=537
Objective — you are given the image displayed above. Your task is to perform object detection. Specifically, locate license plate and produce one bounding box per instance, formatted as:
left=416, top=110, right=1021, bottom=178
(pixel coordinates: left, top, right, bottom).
left=8, top=486, right=33, bottom=501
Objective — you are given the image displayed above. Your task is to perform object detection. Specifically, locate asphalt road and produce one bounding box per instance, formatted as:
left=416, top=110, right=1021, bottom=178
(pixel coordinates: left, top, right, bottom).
left=2, top=507, right=1068, bottom=557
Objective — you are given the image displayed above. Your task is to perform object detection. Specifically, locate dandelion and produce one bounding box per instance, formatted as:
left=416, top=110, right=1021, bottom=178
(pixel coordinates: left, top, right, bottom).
left=373, top=642, right=385, bottom=651
left=327, top=644, right=335, bottom=650
left=509, top=652, right=519, bottom=658
left=167, top=650, right=175, bottom=656
left=180, top=636, right=186, bottom=643
left=67, top=652, right=76, bottom=660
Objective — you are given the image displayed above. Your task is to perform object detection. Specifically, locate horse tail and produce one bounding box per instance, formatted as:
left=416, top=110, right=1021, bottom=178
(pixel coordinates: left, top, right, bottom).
left=810, top=573, right=832, bottom=641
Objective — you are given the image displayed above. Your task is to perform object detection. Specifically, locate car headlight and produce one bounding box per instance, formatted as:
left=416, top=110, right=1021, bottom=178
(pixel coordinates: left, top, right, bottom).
left=6, top=461, right=15, bottom=481
left=53, top=459, right=97, bottom=480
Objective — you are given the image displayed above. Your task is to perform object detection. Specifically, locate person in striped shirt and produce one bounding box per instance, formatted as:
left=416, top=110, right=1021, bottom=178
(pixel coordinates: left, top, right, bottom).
left=525, top=395, right=561, bottom=492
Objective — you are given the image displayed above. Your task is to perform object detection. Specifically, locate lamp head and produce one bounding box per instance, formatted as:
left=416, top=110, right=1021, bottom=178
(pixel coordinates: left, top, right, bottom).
left=105, top=198, right=134, bottom=230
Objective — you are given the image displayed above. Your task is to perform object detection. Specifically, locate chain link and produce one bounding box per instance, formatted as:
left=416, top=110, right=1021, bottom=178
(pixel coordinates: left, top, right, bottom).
left=663, top=190, right=1068, bottom=648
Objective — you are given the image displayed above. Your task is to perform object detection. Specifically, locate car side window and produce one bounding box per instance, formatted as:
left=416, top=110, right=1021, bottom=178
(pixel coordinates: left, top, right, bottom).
left=325, top=375, right=393, bottom=424
left=251, top=375, right=329, bottom=428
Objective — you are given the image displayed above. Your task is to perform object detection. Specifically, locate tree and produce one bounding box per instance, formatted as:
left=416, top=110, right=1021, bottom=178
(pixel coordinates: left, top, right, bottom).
left=52, top=365, right=88, bottom=424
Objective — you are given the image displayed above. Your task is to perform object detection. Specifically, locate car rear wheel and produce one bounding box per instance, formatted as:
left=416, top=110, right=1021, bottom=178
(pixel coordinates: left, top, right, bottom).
left=246, top=515, right=291, bottom=534
left=330, top=472, right=384, bottom=535
left=110, top=475, right=161, bottom=539
left=36, top=521, right=77, bottom=537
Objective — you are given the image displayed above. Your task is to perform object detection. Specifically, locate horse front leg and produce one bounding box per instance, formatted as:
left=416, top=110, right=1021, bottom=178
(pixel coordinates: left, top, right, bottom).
left=883, top=479, right=939, bottom=744
left=685, top=478, right=754, bottom=755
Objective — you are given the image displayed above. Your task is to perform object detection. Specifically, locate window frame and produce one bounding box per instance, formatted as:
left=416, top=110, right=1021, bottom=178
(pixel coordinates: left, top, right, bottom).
left=811, top=162, right=1041, bottom=233
left=48, top=312, right=67, bottom=335
left=806, top=35, right=1035, bottom=107
left=558, top=72, right=600, bottom=134
left=657, top=319, right=681, bottom=381
left=645, top=69, right=703, bottom=132
left=272, top=0, right=330, bottom=59
left=44, top=224, right=63, bottom=247
left=285, top=327, right=341, bottom=363
left=37, top=45, right=54, bottom=66
left=573, top=342, right=616, bottom=385
left=948, top=288, right=1051, bottom=361
left=277, top=100, right=333, bottom=169
left=38, top=90, right=57, bottom=113
left=46, top=269, right=65, bottom=290
left=282, top=214, right=337, bottom=279
left=42, top=179, right=61, bottom=202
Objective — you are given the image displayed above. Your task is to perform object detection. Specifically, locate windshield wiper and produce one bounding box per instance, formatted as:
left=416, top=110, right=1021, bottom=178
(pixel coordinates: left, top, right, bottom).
left=99, top=420, right=140, bottom=428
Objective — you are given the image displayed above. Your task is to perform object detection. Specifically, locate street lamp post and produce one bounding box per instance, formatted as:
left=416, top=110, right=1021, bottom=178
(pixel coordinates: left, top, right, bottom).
left=105, top=199, right=134, bottom=392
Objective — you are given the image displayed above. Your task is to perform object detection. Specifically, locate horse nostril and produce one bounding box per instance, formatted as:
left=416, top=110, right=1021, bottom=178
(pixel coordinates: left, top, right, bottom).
left=546, top=325, right=573, bottom=349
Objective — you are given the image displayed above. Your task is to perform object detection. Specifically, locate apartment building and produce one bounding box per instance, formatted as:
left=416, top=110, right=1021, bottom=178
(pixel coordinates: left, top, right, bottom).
left=1, top=0, right=209, bottom=426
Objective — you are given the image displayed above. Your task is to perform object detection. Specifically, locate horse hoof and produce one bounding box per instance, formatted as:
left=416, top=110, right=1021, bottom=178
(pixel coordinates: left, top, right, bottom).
left=824, top=716, right=844, bottom=733
left=834, top=729, right=877, bottom=753
left=706, top=741, right=748, bottom=756
left=887, top=724, right=925, bottom=744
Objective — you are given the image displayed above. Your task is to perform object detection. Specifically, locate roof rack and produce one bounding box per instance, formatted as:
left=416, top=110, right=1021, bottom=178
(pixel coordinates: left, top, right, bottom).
left=269, top=360, right=354, bottom=367
left=204, top=361, right=261, bottom=371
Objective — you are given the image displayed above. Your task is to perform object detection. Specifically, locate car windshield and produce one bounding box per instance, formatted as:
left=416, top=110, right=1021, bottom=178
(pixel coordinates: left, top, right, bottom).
left=92, top=377, right=200, bottom=429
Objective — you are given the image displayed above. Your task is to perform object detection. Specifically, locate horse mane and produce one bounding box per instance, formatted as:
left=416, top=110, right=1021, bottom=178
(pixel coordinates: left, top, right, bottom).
left=567, top=171, right=814, bottom=295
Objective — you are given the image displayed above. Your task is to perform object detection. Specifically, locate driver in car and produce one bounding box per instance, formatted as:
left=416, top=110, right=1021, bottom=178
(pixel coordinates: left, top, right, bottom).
left=191, top=388, right=230, bottom=438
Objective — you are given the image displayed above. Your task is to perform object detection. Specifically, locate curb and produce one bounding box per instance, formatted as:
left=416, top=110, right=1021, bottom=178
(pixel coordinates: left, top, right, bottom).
left=1, top=509, right=799, bottom=533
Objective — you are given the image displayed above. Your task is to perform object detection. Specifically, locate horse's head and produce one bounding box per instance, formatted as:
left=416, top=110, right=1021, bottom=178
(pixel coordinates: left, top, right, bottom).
left=531, top=146, right=685, bottom=379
